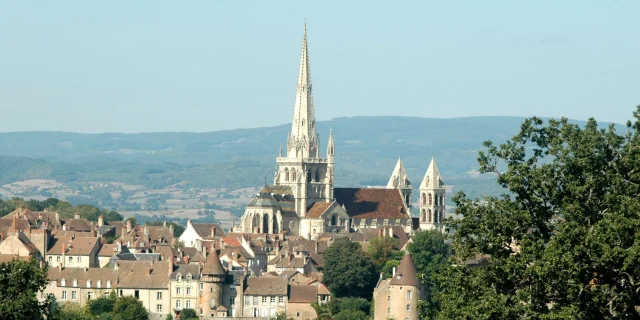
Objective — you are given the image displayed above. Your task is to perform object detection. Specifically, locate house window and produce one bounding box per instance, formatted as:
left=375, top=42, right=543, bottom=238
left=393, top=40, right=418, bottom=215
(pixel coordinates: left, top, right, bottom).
left=186, top=275, right=192, bottom=282
left=157, top=304, right=162, bottom=313
left=230, top=297, right=235, bottom=305
left=77, top=256, right=81, bottom=263
left=68, top=256, right=72, bottom=263
left=61, top=279, right=66, bottom=287
left=118, top=289, right=123, bottom=297
left=285, top=168, right=290, bottom=182
left=186, top=286, right=192, bottom=296
left=176, top=300, right=181, bottom=310
left=387, top=295, right=391, bottom=302
left=186, top=300, right=191, bottom=309
left=157, top=292, right=162, bottom=300
left=134, top=290, right=139, bottom=299
left=176, top=287, right=181, bottom=295
left=61, top=291, right=67, bottom=300
left=199, top=282, right=203, bottom=290
left=387, top=307, right=390, bottom=314
left=177, top=275, right=182, bottom=282
left=48, top=256, right=52, bottom=262
left=291, top=169, right=297, bottom=181
left=72, top=279, right=77, bottom=287
left=106, top=281, right=111, bottom=288
left=56, top=256, right=60, bottom=262
left=97, top=280, right=101, bottom=288
left=87, top=292, right=93, bottom=300
left=245, top=296, right=251, bottom=305
left=278, top=296, right=284, bottom=304
left=71, top=291, right=77, bottom=300
left=406, top=304, right=411, bottom=311
left=407, top=290, right=412, bottom=300
left=270, top=296, right=276, bottom=304
left=253, top=296, right=258, bottom=305
left=262, top=296, right=267, bottom=304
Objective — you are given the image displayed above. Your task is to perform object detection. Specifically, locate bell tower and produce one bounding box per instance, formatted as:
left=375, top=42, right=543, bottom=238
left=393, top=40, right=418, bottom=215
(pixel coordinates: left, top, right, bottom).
left=419, top=158, right=446, bottom=230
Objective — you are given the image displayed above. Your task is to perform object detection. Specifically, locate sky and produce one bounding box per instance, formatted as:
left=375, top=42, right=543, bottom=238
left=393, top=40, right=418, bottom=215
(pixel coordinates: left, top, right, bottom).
left=0, top=1, right=638, bottom=133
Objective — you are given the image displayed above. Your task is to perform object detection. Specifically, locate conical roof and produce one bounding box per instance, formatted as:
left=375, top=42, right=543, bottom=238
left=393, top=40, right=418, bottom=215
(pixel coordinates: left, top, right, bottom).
left=386, top=157, right=411, bottom=189
left=420, top=157, right=444, bottom=189
left=390, top=252, right=421, bottom=286
left=202, top=246, right=225, bottom=275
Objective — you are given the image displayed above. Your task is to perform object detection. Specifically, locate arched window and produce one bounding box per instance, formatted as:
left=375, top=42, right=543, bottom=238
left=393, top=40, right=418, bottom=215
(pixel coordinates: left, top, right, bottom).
left=421, top=209, right=426, bottom=221
left=285, top=168, right=290, bottom=182
left=434, top=195, right=438, bottom=206
left=331, top=215, right=337, bottom=226
left=315, top=169, right=320, bottom=182
left=427, top=209, right=432, bottom=223
left=291, top=169, right=297, bottom=182
left=307, top=169, right=312, bottom=183
left=440, top=195, right=444, bottom=206
left=428, top=193, right=433, bottom=206
left=434, top=210, right=438, bottom=223
left=421, top=193, right=426, bottom=205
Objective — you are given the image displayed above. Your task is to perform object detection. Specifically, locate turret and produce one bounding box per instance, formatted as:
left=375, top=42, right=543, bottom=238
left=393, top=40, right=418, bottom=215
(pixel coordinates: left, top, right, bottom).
left=386, top=157, right=412, bottom=208
left=201, top=245, right=226, bottom=317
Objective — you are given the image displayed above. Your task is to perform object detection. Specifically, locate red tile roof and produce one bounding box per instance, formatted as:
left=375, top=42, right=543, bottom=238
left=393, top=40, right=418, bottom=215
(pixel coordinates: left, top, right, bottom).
left=305, top=202, right=332, bottom=219
left=334, top=188, right=410, bottom=219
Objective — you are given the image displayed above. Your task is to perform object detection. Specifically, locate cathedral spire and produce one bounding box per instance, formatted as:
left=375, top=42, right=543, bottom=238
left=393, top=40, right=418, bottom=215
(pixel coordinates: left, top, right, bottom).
left=288, top=22, right=318, bottom=158
left=420, top=157, right=443, bottom=189
left=387, top=157, right=411, bottom=189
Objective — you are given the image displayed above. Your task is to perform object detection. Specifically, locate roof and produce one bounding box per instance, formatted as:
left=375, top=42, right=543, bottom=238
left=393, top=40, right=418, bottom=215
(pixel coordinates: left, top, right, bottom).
left=46, top=237, right=99, bottom=256
left=63, top=219, right=93, bottom=232
left=334, top=188, right=410, bottom=219
left=191, top=223, right=226, bottom=239
left=17, top=233, right=39, bottom=254
left=2, top=206, right=61, bottom=229
left=390, top=253, right=421, bottom=286
left=386, top=158, right=412, bottom=189
left=222, top=236, right=242, bottom=247
left=305, top=202, right=332, bottom=219
left=170, top=264, right=201, bottom=280
left=0, top=254, right=31, bottom=263
left=48, top=267, right=118, bottom=286
left=202, top=248, right=225, bottom=275
left=115, top=261, right=170, bottom=289
left=247, top=192, right=280, bottom=208
left=257, top=185, right=297, bottom=217
left=244, top=277, right=288, bottom=296
left=288, top=285, right=317, bottom=303
left=420, top=157, right=445, bottom=189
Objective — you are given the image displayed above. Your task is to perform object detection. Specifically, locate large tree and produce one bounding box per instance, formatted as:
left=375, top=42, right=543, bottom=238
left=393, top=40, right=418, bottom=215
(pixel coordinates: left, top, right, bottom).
left=436, top=108, right=640, bottom=319
left=0, top=258, right=58, bottom=320
left=112, top=296, right=148, bottom=320
left=323, top=238, right=377, bottom=298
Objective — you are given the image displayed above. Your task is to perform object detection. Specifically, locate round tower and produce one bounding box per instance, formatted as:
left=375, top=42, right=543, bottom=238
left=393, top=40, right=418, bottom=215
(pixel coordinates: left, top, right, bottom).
left=201, top=245, right=226, bottom=317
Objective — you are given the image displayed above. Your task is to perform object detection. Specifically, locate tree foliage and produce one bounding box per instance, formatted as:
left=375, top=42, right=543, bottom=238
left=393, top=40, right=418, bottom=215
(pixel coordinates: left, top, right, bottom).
left=0, top=258, right=57, bottom=320
left=407, top=230, right=451, bottom=284
left=179, top=308, right=197, bottom=319
left=436, top=108, right=640, bottom=319
left=333, top=309, right=368, bottom=320
left=112, top=296, right=148, bottom=320
left=323, top=238, right=377, bottom=298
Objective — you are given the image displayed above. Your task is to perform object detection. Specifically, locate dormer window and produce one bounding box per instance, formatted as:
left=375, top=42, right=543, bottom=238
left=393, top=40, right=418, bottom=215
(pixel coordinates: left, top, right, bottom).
left=106, top=280, right=111, bottom=288
left=87, top=280, right=91, bottom=288
left=186, top=275, right=192, bottom=282
left=61, top=279, right=66, bottom=286
left=97, top=280, right=101, bottom=288
left=72, top=279, right=77, bottom=287
left=177, top=275, right=182, bottom=282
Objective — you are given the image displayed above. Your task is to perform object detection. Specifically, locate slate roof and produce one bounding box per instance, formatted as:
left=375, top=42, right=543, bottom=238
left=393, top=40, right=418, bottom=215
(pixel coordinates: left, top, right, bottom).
left=288, top=285, right=317, bottom=303
left=244, top=277, right=288, bottom=296
left=170, top=264, right=201, bottom=281
left=390, top=253, right=421, bottom=286
left=334, top=188, right=410, bottom=219
left=202, top=248, right=225, bottom=275
left=257, top=185, right=297, bottom=217
left=305, top=202, right=332, bottom=219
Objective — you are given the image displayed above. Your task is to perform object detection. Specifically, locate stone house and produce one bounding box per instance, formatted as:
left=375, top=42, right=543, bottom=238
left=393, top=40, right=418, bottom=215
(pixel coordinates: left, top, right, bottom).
left=46, top=236, right=100, bottom=268
left=242, top=277, right=288, bottom=318
left=373, top=253, right=426, bottom=320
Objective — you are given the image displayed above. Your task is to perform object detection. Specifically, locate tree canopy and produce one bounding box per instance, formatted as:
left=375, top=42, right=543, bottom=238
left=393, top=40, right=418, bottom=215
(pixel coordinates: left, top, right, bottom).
left=436, top=108, right=640, bottom=319
left=323, top=238, right=377, bottom=298
left=0, top=258, right=58, bottom=320
left=112, top=296, right=148, bottom=320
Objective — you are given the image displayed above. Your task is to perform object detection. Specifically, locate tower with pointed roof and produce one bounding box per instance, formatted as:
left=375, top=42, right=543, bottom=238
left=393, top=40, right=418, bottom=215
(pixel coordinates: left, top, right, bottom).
left=373, top=252, right=425, bottom=320
left=201, top=246, right=227, bottom=317
left=386, top=158, right=412, bottom=209
left=274, top=23, right=333, bottom=218
left=419, top=158, right=446, bottom=230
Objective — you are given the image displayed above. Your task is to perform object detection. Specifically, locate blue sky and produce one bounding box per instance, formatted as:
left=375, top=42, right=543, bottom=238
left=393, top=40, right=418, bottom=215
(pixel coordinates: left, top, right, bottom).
left=0, top=1, right=638, bottom=133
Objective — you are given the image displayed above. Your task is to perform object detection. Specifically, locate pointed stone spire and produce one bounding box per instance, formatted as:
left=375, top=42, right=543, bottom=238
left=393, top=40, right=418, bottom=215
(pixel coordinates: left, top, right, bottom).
left=386, top=157, right=411, bottom=189
left=420, top=157, right=443, bottom=189
left=288, top=22, right=318, bottom=158
left=390, top=252, right=421, bottom=286
left=327, top=129, right=335, bottom=157
left=279, top=144, right=283, bottom=157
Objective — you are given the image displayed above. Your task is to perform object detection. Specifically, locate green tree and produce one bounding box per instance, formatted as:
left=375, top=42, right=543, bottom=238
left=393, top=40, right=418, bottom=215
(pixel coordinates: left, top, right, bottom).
left=112, top=296, right=148, bottom=320
left=436, top=109, right=640, bottom=319
left=367, top=236, right=400, bottom=268
left=103, top=210, right=123, bottom=222
left=86, top=293, right=116, bottom=316
left=0, top=258, right=58, bottom=320
left=323, top=238, right=377, bottom=298
left=333, top=309, right=368, bottom=320
left=59, top=302, right=94, bottom=320
left=179, top=308, right=197, bottom=319
left=407, top=230, right=451, bottom=283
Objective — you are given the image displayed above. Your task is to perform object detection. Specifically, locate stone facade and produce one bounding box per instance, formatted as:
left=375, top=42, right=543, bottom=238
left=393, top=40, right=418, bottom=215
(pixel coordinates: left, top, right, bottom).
left=373, top=253, right=426, bottom=320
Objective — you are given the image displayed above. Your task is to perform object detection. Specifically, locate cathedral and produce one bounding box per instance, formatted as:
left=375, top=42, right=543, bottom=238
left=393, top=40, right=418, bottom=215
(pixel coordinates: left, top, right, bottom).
left=239, top=25, right=447, bottom=238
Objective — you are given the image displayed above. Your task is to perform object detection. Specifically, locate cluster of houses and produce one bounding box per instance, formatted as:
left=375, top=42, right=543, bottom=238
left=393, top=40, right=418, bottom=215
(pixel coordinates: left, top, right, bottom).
left=0, top=205, right=425, bottom=320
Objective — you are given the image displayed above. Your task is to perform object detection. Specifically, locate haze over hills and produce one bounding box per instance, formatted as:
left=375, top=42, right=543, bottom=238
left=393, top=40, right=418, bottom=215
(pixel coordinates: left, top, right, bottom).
left=0, top=116, right=625, bottom=200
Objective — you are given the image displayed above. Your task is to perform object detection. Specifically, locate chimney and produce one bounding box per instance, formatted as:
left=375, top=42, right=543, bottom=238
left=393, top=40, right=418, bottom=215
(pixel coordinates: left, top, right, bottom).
left=168, top=256, right=174, bottom=275
left=315, top=242, right=319, bottom=254
left=116, top=241, right=122, bottom=253
left=55, top=212, right=60, bottom=223
left=169, top=224, right=174, bottom=236
left=61, top=243, right=67, bottom=268
left=9, top=215, right=18, bottom=233
left=392, top=267, right=396, bottom=277
left=211, top=227, right=216, bottom=238
left=126, top=220, right=132, bottom=233
left=144, top=225, right=149, bottom=238
left=74, top=212, right=80, bottom=220
left=98, top=215, right=104, bottom=227
left=203, top=245, right=207, bottom=259
left=163, top=221, right=167, bottom=227
left=44, top=208, right=48, bottom=212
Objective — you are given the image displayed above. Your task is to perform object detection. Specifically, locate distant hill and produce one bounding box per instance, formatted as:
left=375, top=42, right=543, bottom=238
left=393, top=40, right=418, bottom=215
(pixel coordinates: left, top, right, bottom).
left=0, top=116, right=625, bottom=199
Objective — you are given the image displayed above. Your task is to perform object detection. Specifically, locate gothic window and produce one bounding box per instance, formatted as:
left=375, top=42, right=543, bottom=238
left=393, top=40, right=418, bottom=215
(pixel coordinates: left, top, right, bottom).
left=440, top=195, right=444, bottom=205
left=331, top=215, right=337, bottom=226
left=421, top=193, right=426, bottom=205
left=428, top=193, right=433, bottom=206
left=307, top=169, right=312, bottom=183
left=434, top=210, right=439, bottom=223
left=427, top=209, right=432, bottom=223
left=285, top=168, right=290, bottom=182
left=315, top=169, right=320, bottom=182
left=434, top=195, right=438, bottom=206
left=291, top=169, right=297, bottom=182
left=421, top=209, right=426, bottom=222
